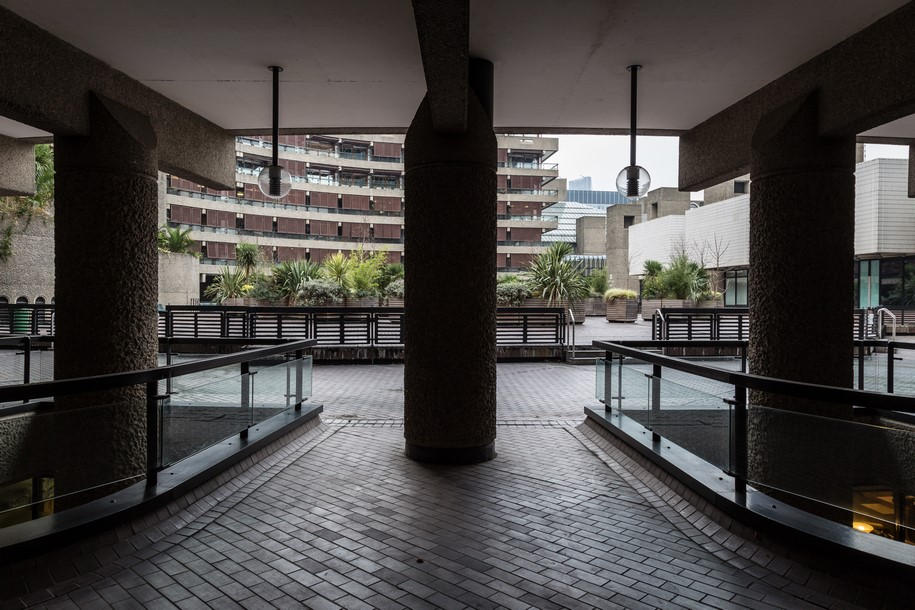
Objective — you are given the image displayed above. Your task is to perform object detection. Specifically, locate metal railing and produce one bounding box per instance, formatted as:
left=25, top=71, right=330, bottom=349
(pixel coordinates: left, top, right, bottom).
left=0, top=339, right=314, bottom=494
left=168, top=188, right=404, bottom=217
left=594, top=338, right=915, bottom=496
left=651, top=308, right=881, bottom=341
left=155, top=305, right=567, bottom=347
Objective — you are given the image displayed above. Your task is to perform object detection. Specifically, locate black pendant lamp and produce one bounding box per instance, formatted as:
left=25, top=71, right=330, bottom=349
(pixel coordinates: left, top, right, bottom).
left=257, top=66, right=292, bottom=199
left=616, top=64, right=650, bottom=200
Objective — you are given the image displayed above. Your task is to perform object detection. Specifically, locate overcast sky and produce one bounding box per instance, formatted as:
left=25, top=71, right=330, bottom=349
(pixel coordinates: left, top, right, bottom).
left=552, top=136, right=910, bottom=199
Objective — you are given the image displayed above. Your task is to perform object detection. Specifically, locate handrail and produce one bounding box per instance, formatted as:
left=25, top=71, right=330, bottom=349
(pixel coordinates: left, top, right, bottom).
left=654, top=309, right=665, bottom=340
left=568, top=308, right=575, bottom=359
left=0, top=338, right=315, bottom=404
left=594, top=340, right=915, bottom=414
left=877, top=307, right=897, bottom=340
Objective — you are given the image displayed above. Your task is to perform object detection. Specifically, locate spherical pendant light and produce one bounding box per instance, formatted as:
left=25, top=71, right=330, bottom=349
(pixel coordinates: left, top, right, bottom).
left=616, top=65, right=651, bottom=201
left=258, top=66, right=293, bottom=199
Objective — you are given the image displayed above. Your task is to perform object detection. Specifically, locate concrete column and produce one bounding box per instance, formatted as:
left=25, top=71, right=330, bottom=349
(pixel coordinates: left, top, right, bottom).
left=52, top=93, right=158, bottom=498
left=404, top=59, right=497, bottom=464
left=747, top=94, right=855, bottom=516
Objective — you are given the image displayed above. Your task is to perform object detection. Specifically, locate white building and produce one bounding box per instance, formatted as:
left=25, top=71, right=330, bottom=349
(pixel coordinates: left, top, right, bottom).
left=628, top=158, right=914, bottom=308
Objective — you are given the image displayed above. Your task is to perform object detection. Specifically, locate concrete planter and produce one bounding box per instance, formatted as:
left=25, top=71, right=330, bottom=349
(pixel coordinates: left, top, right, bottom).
left=605, top=299, right=639, bottom=322
left=223, top=297, right=257, bottom=307
left=385, top=298, right=404, bottom=307
left=696, top=298, right=724, bottom=308
left=514, top=298, right=585, bottom=323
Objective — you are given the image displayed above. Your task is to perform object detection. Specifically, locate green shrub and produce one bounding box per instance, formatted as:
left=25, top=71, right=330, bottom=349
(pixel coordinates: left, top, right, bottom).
left=496, top=282, right=532, bottom=306
left=273, top=260, right=321, bottom=303
left=604, top=288, right=637, bottom=301
left=527, top=242, right=590, bottom=304
left=298, top=279, right=345, bottom=306
left=204, top=267, right=246, bottom=303
left=385, top=278, right=405, bottom=299
left=588, top=269, right=609, bottom=295
left=378, top=262, right=404, bottom=294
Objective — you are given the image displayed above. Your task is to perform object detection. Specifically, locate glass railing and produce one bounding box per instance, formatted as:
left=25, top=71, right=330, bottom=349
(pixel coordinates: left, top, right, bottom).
left=593, top=339, right=915, bottom=549
left=0, top=339, right=315, bottom=527
left=0, top=336, right=54, bottom=387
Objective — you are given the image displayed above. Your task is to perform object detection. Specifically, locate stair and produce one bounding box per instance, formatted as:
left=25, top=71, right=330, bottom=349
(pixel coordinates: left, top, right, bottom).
left=565, top=346, right=604, bottom=365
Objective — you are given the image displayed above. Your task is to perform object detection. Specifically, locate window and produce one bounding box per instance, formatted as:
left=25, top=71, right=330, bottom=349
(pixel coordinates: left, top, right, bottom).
left=858, top=259, right=880, bottom=308
left=35, top=297, right=46, bottom=305
left=723, top=269, right=748, bottom=307
left=734, top=180, right=748, bottom=194
left=16, top=296, right=28, bottom=304
left=0, top=296, right=7, bottom=304
left=623, top=216, right=635, bottom=229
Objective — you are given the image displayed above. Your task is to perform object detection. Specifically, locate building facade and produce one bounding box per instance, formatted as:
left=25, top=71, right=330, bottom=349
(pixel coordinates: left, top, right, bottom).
left=627, top=157, right=915, bottom=309
left=163, top=134, right=560, bottom=290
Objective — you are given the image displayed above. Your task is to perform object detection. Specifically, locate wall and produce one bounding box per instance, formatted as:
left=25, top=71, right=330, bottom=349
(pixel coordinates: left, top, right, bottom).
left=575, top=216, right=606, bottom=254
left=0, top=214, right=55, bottom=302
left=605, top=203, right=641, bottom=291
left=158, top=252, right=199, bottom=306
left=627, top=215, right=686, bottom=275
left=683, top=194, right=750, bottom=269
left=703, top=174, right=750, bottom=204
left=855, top=158, right=915, bottom=256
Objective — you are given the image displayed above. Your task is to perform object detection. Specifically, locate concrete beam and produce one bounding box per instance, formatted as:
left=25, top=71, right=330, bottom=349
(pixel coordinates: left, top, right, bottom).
left=0, top=6, right=234, bottom=189
left=411, top=0, right=469, bottom=134
left=0, top=135, right=34, bottom=196
left=680, top=2, right=915, bottom=191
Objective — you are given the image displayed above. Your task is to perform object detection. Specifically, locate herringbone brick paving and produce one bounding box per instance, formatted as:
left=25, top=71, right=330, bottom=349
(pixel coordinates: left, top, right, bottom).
left=1, top=363, right=886, bottom=609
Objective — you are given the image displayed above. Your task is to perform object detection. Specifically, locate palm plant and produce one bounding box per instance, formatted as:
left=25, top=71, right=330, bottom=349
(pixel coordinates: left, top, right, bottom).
left=661, top=254, right=710, bottom=300
left=322, top=251, right=351, bottom=291
left=157, top=226, right=194, bottom=254
left=204, top=266, right=247, bottom=303
left=527, top=242, right=590, bottom=305
left=235, top=242, right=260, bottom=280
left=273, top=259, right=321, bottom=303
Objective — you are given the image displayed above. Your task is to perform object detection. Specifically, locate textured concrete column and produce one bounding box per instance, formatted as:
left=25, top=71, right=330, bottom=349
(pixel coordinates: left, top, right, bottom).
left=404, top=60, right=497, bottom=464
left=53, top=93, right=158, bottom=498
left=747, top=94, right=855, bottom=516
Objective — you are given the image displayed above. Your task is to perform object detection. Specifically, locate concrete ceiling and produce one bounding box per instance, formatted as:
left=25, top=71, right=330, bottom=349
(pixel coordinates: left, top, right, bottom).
left=0, top=0, right=910, bottom=138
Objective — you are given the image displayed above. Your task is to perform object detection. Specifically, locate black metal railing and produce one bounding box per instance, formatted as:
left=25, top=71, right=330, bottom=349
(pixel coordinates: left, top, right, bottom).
left=594, top=339, right=915, bottom=543
left=0, top=339, right=315, bottom=499
left=651, top=307, right=879, bottom=341
left=158, top=305, right=566, bottom=347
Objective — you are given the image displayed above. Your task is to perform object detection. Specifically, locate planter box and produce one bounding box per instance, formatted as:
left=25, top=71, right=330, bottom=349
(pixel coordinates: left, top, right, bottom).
left=695, top=298, right=723, bottom=308
left=344, top=296, right=378, bottom=307
left=606, top=299, right=639, bottom=322
left=516, top=298, right=585, bottom=323
left=585, top=296, right=605, bottom=316
left=384, top=298, right=404, bottom=307
left=641, top=298, right=692, bottom=313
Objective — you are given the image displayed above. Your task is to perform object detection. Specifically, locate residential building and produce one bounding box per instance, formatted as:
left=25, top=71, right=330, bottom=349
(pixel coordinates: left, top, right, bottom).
left=164, top=134, right=560, bottom=288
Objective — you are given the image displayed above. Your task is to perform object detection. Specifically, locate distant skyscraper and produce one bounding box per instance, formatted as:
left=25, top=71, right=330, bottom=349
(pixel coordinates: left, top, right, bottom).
left=568, top=175, right=592, bottom=190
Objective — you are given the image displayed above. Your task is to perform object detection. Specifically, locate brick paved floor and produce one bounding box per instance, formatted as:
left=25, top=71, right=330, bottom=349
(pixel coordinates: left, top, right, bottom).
left=0, top=363, right=890, bottom=608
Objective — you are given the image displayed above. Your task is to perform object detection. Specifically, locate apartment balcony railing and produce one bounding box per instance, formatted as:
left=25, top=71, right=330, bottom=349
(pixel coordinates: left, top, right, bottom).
left=168, top=188, right=404, bottom=218
left=498, top=161, right=559, bottom=171
left=236, top=166, right=403, bottom=192
left=592, top=339, right=915, bottom=559
left=174, top=222, right=402, bottom=245
left=237, top=137, right=403, bottom=164
left=498, top=188, right=559, bottom=196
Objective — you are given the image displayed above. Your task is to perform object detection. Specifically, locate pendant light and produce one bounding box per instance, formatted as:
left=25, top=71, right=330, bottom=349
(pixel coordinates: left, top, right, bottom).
left=257, top=66, right=292, bottom=199
left=616, top=64, right=650, bottom=200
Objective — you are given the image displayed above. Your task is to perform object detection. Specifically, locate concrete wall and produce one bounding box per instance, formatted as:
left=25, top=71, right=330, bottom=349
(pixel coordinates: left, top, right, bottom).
left=628, top=215, right=686, bottom=275
left=703, top=174, right=750, bottom=204
left=158, top=251, right=200, bottom=306
left=605, top=203, right=641, bottom=291
left=575, top=216, right=606, bottom=254
left=642, top=187, right=692, bottom=219
left=0, top=214, right=54, bottom=302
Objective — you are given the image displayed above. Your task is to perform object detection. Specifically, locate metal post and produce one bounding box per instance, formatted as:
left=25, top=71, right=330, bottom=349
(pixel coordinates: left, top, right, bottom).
left=857, top=343, right=865, bottom=390
left=733, top=384, right=747, bottom=497
left=165, top=339, right=173, bottom=395
left=22, top=336, right=31, bottom=390
left=295, top=349, right=304, bottom=410
left=887, top=343, right=895, bottom=394
left=740, top=344, right=747, bottom=373
left=651, top=364, right=661, bottom=442
left=617, top=353, right=624, bottom=411
left=240, top=361, right=250, bottom=439
left=146, top=380, right=159, bottom=487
